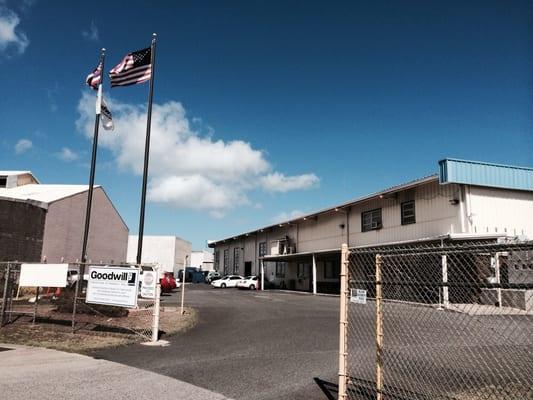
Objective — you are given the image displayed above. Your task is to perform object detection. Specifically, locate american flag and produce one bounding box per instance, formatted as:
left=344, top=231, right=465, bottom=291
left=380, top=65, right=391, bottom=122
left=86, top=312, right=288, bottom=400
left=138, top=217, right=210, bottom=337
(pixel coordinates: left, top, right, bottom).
left=85, top=62, right=102, bottom=90
left=100, top=98, right=114, bottom=130
left=109, top=47, right=152, bottom=87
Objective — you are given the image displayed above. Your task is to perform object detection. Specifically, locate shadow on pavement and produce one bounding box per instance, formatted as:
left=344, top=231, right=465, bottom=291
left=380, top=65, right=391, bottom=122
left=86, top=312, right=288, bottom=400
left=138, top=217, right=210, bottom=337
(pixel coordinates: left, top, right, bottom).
left=314, top=377, right=338, bottom=400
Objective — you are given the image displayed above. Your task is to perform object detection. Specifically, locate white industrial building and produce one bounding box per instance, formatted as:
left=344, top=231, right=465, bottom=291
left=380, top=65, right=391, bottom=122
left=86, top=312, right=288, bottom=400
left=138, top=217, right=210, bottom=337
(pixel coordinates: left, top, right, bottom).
left=127, top=235, right=192, bottom=275
left=209, top=159, right=533, bottom=296
left=190, top=250, right=214, bottom=271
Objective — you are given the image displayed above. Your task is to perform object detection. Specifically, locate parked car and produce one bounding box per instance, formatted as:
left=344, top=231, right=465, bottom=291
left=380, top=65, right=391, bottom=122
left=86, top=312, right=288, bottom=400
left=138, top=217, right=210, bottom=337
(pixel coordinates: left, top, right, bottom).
left=66, top=269, right=80, bottom=288
left=160, top=271, right=178, bottom=293
left=140, top=267, right=180, bottom=293
left=237, top=276, right=259, bottom=290
left=205, top=270, right=221, bottom=283
left=211, top=275, right=244, bottom=288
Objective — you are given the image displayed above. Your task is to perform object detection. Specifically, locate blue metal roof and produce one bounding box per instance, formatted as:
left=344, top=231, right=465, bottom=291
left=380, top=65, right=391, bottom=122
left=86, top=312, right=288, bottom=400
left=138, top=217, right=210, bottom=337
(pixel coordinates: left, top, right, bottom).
left=439, top=158, right=533, bottom=191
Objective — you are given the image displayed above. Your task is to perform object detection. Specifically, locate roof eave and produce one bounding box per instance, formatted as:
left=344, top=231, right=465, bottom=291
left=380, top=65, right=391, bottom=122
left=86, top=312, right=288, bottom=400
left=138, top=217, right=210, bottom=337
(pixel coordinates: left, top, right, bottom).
left=209, top=174, right=439, bottom=247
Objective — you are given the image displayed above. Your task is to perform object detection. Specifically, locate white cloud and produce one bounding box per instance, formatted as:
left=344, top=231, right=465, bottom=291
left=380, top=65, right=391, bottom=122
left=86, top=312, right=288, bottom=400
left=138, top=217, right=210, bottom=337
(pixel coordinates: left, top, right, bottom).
left=76, top=92, right=320, bottom=216
left=56, top=147, right=79, bottom=162
left=260, top=172, right=319, bottom=193
left=0, top=6, right=29, bottom=55
left=271, top=210, right=306, bottom=224
left=14, top=138, right=32, bottom=154
left=82, top=21, right=99, bottom=41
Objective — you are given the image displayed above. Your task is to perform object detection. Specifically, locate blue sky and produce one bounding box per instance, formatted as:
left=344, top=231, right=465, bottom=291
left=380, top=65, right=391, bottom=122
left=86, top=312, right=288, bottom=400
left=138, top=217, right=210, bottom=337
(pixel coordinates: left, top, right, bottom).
left=1, top=0, right=532, bottom=249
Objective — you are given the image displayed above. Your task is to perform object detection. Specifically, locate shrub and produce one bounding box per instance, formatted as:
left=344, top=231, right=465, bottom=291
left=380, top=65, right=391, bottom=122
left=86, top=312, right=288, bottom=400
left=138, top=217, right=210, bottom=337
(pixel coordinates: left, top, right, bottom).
left=53, top=288, right=128, bottom=317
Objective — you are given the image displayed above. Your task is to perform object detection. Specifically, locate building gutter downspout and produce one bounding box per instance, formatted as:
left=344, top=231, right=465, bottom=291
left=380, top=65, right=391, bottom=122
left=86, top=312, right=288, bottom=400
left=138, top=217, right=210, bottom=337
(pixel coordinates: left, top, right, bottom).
left=465, top=185, right=472, bottom=234
left=458, top=185, right=467, bottom=233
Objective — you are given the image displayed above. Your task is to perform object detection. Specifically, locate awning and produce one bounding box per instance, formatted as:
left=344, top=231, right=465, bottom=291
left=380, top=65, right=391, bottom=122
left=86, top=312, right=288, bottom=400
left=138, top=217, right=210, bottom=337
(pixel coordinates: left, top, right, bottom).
left=261, top=248, right=341, bottom=262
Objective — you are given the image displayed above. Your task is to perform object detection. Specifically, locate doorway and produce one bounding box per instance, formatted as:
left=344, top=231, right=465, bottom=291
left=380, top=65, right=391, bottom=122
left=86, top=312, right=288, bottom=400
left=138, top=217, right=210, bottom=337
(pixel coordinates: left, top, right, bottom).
left=244, top=261, right=252, bottom=276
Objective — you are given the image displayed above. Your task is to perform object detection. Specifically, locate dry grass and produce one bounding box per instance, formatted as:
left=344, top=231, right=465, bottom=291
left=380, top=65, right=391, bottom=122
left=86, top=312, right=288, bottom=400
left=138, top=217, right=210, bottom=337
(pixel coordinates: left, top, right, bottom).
left=0, top=306, right=197, bottom=353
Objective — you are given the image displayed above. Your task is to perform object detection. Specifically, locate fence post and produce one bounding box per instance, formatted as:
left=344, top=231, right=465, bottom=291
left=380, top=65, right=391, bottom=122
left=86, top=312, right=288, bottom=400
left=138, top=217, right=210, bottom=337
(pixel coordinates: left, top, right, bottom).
left=152, top=281, right=161, bottom=342
left=375, top=254, right=383, bottom=400
left=1, top=263, right=10, bottom=327
left=71, top=262, right=83, bottom=332
left=32, top=286, right=39, bottom=325
left=494, top=253, right=502, bottom=307
left=338, top=244, right=349, bottom=400
left=442, top=254, right=449, bottom=309
left=180, top=267, right=186, bottom=315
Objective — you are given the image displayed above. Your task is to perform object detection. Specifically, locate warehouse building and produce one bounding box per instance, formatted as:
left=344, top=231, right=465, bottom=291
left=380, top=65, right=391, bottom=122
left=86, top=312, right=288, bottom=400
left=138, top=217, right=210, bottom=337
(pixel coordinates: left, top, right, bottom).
left=208, top=159, right=533, bottom=296
left=127, top=235, right=192, bottom=275
left=190, top=250, right=214, bottom=271
left=0, top=171, right=128, bottom=263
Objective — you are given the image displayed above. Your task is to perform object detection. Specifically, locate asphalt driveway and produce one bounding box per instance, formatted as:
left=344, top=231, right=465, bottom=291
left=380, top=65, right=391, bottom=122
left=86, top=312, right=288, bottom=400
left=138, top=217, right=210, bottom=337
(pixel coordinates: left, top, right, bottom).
left=91, top=286, right=340, bottom=400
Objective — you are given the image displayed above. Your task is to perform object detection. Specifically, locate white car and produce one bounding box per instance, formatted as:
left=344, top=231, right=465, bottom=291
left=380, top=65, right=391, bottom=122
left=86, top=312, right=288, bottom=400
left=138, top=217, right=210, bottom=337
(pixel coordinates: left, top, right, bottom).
left=237, top=276, right=259, bottom=290
left=211, top=275, right=244, bottom=288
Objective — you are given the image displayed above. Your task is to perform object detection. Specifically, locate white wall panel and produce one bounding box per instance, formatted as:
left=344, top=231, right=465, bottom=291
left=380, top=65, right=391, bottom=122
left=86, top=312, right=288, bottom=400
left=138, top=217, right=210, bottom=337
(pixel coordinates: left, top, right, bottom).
left=468, top=187, right=533, bottom=238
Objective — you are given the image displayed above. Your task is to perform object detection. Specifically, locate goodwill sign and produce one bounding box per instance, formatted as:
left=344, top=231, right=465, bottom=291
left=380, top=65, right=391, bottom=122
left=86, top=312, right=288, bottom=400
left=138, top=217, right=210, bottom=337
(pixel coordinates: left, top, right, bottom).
left=86, top=266, right=139, bottom=308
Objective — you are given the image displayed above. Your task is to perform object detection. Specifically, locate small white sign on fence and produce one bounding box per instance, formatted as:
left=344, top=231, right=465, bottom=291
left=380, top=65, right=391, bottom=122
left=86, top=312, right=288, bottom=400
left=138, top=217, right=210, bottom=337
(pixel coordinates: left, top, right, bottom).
left=140, top=270, right=158, bottom=299
left=19, top=263, right=68, bottom=287
left=350, top=288, right=367, bottom=304
left=86, top=266, right=139, bottom=308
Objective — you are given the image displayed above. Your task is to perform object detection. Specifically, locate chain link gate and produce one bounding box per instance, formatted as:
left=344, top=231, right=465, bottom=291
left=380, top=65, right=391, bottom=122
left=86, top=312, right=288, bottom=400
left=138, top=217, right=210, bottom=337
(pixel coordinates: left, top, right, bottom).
left=338, top=241, right=533, bottom=400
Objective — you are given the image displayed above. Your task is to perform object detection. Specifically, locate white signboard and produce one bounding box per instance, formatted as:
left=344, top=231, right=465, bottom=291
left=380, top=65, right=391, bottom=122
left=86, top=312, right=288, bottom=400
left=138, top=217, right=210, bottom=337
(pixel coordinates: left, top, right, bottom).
left=86, top=266, right=139, bottom=308
left=350, top=288, right=367, bottom=304
left=19, top=263, right=68, bottom=287
left=140, top=270, right=158, bottom=299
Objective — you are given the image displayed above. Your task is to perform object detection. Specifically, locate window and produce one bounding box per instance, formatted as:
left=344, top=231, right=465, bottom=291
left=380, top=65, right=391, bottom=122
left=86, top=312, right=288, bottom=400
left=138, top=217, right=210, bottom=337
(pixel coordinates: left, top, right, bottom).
left=223, top=249, right=229, bottom=275
left=259, top=242, right=267, bottom=257
left=401, top=200, right=416, bottom=225
left=362, top=208, right=382, bottom=232
left=297, top=263, right=309, bottom=279
left=214, top=250, right=220, bottom=271
left=0, top=176, right=6, bottom=188
left=324, top=260, right=340, bottom=279
left=275, top=262, right=286, bottom=278
left=233, top=248, right=240, bottom=274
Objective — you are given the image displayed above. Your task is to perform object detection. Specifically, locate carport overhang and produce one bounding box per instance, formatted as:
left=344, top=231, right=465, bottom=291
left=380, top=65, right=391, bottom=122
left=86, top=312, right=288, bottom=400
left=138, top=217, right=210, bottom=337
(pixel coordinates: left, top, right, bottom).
left=260, top=248, right=341, bottom=294
left=256, top=234, right=515, bottom=295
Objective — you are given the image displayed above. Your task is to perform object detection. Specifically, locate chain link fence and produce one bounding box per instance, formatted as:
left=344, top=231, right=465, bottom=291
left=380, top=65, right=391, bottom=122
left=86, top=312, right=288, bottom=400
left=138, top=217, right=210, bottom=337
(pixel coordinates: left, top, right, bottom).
left=1, top=262, right=159, bottom=343
left=338, top=240, right=533, bottom=400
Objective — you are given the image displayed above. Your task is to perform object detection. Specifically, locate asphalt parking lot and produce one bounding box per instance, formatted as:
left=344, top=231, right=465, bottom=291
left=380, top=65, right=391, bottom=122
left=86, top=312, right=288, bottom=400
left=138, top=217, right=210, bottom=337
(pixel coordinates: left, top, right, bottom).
left=91, top=285, right=340, bottom=400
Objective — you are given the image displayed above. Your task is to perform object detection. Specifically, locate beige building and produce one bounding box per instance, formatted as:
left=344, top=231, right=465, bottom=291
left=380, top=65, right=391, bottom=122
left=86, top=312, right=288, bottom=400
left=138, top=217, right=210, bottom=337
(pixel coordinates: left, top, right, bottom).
left=0, top=171, right=128, bottom=263
left=208, top=159, right=533, bottom=294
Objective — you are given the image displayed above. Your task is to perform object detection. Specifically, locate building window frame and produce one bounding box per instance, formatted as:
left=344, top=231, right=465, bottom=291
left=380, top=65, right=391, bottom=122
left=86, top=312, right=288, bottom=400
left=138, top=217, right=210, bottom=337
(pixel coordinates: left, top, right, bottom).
left=233, top=247, right=240, bottom=274
left=214, top=250, right=220, bottom=271
left=401, top=200, right=416, bottom=225
left=297, top=262, right=309, bottom=279
left=361, top=208, right=382, bottom=232
left=324, top=260, right=340, bottom=279
left=258, top=241, right=267, bottom=257
left=275, top=262, right=286, bottom=278
left=223, top=249, right=229, bottom=275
